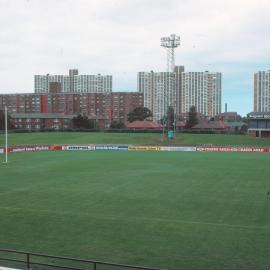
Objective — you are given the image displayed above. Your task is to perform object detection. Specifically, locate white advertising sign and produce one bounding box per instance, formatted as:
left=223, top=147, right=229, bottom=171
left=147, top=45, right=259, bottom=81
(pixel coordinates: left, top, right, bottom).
left=161, top=146, right=196, bottom=152
left=62, top=145, right=95, bottom=151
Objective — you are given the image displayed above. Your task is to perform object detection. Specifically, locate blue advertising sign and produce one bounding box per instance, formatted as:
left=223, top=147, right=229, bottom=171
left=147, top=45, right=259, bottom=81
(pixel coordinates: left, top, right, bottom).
left=95, top=145, right=128, bottom=150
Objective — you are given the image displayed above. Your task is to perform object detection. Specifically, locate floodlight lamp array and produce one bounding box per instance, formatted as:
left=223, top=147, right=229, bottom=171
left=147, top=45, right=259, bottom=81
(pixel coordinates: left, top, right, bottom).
left=160, top=34, right=180, bottom=48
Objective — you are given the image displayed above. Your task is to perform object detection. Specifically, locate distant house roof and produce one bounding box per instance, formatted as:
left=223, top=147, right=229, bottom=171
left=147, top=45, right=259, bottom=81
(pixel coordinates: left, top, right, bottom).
left=217, top=112, right=238, bottom=116
left=10, top=113, right=77, bottom=119
left=227, top=121, right=246, bottom=127
left=127, top=120, right=163, bottom=129
left=176, top=120, right=186, bottom=128
left=87, top=113, right=109, bottom=120
left=192, top=120, right=229, bottom=130
left=10, top=113, right=110, bottom=120
left=213, top=120, right=230, bottom=129
left=192, top=120, right=212, bottom=129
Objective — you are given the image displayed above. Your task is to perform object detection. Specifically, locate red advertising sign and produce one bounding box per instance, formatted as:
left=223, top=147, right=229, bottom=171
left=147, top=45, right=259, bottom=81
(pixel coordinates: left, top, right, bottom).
left=49, top=145, right=63, bottom=151
left=6, top=145, right=63, bottom=153
left=196, top=147, right=270, bottom=153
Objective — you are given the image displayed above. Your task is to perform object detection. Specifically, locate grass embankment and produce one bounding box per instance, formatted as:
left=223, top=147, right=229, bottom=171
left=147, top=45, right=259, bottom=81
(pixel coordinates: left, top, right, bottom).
left=0, top=132, right=269, bottom=147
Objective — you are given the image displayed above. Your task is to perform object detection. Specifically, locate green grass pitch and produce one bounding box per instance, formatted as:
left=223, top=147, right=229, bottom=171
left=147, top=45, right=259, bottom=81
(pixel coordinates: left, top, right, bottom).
left=1, top=150, right=270, bottom=270
left=0, top=132, right=270, bottom=147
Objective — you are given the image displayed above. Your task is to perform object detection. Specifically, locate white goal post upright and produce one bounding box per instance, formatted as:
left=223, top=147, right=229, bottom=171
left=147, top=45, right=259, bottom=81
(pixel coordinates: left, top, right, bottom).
left=4, top=105, right=8, bottom=163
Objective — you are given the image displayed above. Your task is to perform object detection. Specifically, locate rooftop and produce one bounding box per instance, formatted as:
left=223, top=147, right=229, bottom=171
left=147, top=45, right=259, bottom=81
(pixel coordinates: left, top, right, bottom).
left=127, top=120, right=163, bottom=129
left=10, top=113, right=77, bottom=119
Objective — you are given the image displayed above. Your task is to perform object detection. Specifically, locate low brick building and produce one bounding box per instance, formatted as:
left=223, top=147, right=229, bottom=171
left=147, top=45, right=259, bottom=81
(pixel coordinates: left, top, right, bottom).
left=111, top=92, right=143, bottom=124
left=0, top=92, right=144, bottom=128
left=192, top=120, right=230, bottom=131
left=10, top=113, right=77, bottom=130
left=127, top=121, right=163, bottom=130
left=247, top=112, right=270, bottom=137
left=215, top=112, right=241, bottom=122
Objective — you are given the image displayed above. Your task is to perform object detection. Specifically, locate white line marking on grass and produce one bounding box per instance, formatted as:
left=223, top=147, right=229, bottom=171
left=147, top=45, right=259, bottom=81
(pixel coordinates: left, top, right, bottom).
left=0, top=267, right=20, bottom=270
left=1, top=205, right=270, bottom=231
left=138, top=217, right=270, bottom=231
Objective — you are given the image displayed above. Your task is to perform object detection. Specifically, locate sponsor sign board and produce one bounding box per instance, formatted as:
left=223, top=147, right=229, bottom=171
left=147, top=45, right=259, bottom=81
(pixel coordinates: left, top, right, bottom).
left=62, top=145, right=95, bottom=151
left=196, top=147, right=270, bottom=153
left=95, top=145, right=128, bottom=150
left=0, top=148, right=3, bottom=154
left=128, top=146, right=161, bottom=151
left=248, top=114, right=270, bottom=119
left=8, top=146, right=50, bottom=153
left=49, top=145, right=63, bottom=151
left=161, top=146, right=196, bottom=152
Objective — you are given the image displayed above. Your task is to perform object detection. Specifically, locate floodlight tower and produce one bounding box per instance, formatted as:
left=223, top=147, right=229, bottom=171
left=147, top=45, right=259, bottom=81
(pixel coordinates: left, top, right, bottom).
left=160, top=34, right=180, bottom=72
left=160, top=34, right=180, bottom=138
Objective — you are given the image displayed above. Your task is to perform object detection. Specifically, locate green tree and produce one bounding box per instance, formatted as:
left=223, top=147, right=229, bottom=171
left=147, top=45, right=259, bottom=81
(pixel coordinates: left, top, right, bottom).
left=0, top=110, right=15, bottom=130
left=72, top=114, right=95, bottom=129
left=110, top=121, right=126, bottom=129
left=167, top=106, right=175, bottom=130
left=185, top=106, right=198, bottom=128
left=242, top=116, right=248, bottom=123
left=160, top=116, right=167, bottom=126
left=127, top=107, right=152, bottom=122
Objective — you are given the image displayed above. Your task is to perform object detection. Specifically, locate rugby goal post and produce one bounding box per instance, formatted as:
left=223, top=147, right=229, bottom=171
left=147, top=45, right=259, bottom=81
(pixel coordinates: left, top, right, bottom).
left=3, top=106, right=8, bottom=163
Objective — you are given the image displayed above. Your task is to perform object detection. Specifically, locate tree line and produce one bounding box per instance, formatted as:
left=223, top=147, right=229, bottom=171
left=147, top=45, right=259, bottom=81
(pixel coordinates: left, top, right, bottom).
left=0, top=105, right=199, bottom=130
left=0, top=110, right=14, bottom=130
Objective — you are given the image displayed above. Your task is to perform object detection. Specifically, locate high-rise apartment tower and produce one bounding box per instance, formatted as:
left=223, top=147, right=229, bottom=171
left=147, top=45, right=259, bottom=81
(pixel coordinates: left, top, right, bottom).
left=138, top=68, right=221, bottom=119
left=254, top=71, right=270, bottom=112
left=35, top=69, right=112, bottom=94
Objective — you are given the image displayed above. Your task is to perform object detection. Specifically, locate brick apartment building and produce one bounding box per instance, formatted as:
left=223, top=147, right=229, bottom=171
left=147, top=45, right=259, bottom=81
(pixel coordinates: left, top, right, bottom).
left=0, top=92, right=143, bottom=130
left=10, top=113, right=77, bottom=130
left=215, top=112, right=241, bottom=122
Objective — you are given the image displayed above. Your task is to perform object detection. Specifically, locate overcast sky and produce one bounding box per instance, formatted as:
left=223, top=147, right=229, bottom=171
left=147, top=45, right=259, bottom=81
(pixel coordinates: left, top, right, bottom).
left=0, top=0, right=269, bottom=115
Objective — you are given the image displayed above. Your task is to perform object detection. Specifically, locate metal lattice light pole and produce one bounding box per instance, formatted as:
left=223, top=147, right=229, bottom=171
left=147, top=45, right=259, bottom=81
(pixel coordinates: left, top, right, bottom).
left=160, top=34, right=180, bottom=138
left=160, top=34, right=180, bottom=72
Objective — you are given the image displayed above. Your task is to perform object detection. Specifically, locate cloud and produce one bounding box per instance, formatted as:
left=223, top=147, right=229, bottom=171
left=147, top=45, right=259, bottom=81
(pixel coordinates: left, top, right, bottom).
left=0, top=0, right=269, bottom=114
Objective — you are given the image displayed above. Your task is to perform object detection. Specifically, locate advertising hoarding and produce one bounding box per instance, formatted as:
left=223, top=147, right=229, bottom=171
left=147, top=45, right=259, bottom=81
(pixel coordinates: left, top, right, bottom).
left=128, top=146, right=161, bottom=151
left=161, top=146, right=196, bottom=152
left=196, top=147, right=270, bottom=153
left=62, top=145, right=95, bottom=151
left=95, top=145, right=128, bottom=150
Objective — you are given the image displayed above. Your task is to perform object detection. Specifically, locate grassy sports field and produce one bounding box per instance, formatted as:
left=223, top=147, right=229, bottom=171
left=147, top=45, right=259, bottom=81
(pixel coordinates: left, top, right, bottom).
left=0, top=132, right=270, bottom=147
left=1, top=150, right=270, bottom=270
